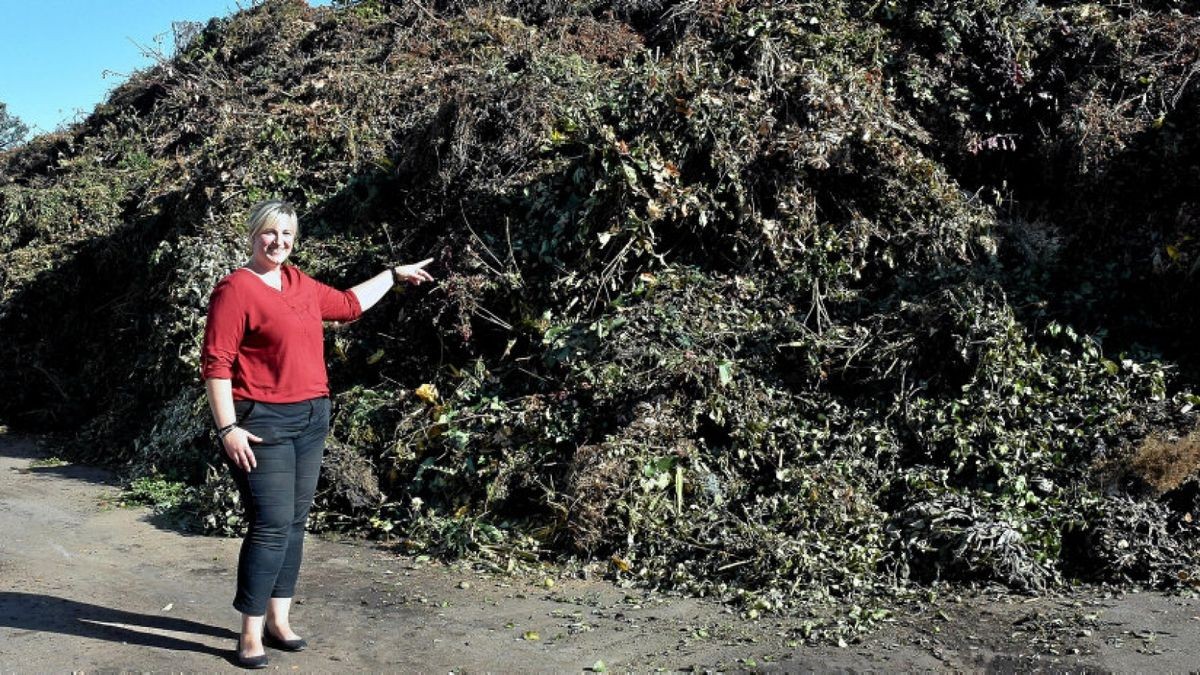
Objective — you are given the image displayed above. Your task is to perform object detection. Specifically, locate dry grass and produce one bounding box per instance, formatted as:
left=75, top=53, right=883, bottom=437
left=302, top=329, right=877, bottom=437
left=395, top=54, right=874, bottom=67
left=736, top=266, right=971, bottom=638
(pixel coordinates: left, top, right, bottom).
left=1130, top=431, right=1200, bottom=496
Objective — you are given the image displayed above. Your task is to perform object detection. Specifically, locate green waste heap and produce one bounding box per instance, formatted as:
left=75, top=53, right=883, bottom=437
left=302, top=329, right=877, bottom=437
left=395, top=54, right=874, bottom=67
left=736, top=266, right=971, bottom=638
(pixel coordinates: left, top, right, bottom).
left=3, top=0, right=1200, bottom=613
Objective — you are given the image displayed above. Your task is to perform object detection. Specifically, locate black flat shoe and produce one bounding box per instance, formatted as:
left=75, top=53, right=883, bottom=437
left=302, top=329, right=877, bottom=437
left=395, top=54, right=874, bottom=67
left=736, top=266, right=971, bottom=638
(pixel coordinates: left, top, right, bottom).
left=237, top=639, right=269, bottom=669
left=264, top=631, right=308, bottom=652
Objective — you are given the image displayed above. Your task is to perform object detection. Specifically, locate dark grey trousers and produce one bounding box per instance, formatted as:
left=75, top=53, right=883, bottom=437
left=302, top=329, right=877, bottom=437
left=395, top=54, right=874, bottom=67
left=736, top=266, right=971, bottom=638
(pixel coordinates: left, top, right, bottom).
left=225, top=397, right=330, bottom=616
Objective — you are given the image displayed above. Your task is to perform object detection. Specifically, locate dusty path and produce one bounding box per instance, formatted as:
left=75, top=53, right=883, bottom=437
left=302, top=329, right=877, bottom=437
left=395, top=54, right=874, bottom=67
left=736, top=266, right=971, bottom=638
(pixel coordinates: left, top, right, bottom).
left=2, top=431, right=1198, bottom=672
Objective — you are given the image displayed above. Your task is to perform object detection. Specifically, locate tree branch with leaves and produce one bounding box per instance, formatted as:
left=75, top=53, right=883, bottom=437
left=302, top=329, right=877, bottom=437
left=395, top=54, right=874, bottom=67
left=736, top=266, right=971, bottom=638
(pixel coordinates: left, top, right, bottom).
left=0, top=102, right=30, bottom=151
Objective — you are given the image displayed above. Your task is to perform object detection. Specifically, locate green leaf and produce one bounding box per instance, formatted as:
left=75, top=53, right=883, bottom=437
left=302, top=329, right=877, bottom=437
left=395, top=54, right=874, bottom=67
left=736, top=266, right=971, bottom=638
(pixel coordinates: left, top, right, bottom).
left=718, top=360, right=734, bottom=387
left=621, top=163, right=638, bottom=187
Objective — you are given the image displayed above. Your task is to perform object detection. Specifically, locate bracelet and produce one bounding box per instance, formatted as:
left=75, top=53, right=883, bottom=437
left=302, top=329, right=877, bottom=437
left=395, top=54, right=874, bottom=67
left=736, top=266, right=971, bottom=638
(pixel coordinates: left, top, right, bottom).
left=217, top=423, right=238, bottom=440
left=390, top=266, right=402, bottom=285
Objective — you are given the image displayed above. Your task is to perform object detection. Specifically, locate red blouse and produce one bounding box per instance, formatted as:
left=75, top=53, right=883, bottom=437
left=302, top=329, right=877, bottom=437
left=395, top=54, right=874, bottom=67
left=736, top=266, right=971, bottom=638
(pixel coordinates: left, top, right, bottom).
left=201, top=265, right=363, bottom=402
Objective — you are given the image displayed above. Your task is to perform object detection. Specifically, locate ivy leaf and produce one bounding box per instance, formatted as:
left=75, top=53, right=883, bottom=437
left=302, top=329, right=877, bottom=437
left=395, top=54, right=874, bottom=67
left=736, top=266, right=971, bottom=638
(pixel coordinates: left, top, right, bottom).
left=718, top=360, right=734, bottom=387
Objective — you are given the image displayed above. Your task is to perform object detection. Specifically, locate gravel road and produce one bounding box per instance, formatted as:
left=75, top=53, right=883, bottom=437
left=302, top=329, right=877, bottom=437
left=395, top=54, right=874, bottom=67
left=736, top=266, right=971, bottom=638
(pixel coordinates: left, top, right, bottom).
left=2, top=432, right=1198, bottom=672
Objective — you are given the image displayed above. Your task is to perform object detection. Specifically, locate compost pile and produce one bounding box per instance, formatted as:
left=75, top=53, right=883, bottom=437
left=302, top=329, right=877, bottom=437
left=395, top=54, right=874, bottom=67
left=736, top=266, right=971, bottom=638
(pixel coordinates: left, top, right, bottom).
left=3, top=0, right=1200, bottom=616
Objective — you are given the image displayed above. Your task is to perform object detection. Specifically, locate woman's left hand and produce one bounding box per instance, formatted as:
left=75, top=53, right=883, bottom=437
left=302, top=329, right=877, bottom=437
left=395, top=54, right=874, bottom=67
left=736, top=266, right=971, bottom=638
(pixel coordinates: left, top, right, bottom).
left=393, top=258, right=435, bottom=285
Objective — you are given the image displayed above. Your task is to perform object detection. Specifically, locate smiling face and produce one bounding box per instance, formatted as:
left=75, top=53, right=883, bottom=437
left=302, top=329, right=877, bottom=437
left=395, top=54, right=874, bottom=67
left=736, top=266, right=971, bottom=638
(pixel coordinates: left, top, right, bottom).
left=250, top=212, right=297, bottom=270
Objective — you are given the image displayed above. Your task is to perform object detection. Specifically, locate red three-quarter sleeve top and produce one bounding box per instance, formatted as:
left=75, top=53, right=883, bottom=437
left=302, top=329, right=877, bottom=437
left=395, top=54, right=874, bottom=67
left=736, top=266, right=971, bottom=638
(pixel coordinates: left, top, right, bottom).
left=201, top=265, right=363, bottom=403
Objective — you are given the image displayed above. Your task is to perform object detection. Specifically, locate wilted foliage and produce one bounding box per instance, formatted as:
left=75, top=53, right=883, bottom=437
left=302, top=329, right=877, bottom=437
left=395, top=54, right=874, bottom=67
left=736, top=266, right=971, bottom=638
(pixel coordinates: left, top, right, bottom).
left=1131, top=431, right=1200, bottom=496
left=3, top=0, right=1200, bottom=623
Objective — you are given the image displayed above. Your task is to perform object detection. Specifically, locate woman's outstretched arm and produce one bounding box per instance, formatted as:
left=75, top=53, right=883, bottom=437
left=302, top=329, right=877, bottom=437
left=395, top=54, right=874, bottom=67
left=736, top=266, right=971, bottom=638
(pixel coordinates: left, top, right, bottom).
left=350, top=258, right=435, bottom=313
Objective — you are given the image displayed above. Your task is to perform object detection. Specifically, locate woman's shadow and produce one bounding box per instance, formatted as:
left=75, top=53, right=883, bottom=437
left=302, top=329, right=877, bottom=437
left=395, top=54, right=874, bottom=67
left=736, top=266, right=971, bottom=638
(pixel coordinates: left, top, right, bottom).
left=0, top=592, right=239, bottom=663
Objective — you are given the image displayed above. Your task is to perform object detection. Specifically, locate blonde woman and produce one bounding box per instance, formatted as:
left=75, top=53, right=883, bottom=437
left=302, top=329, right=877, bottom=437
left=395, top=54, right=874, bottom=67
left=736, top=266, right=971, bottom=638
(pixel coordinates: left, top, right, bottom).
left=201, top=200, right=432, bottom=668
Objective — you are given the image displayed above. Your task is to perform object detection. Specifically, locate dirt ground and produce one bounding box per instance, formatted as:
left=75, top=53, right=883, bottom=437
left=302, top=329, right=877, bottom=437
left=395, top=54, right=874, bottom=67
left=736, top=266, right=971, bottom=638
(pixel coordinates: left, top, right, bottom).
left=2, top=432, right=1198, bottom=672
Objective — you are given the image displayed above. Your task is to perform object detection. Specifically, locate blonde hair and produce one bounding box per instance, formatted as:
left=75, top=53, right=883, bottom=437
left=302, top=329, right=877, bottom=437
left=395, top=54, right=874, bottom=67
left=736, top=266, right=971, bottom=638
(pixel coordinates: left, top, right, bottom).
left=246, top=199, right=298, bottom=241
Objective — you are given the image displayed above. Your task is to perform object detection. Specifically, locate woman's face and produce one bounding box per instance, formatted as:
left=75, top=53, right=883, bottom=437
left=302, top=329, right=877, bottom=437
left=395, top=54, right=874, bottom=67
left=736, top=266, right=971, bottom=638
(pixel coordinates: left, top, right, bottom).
left=251, top=215, right=296, bottom=268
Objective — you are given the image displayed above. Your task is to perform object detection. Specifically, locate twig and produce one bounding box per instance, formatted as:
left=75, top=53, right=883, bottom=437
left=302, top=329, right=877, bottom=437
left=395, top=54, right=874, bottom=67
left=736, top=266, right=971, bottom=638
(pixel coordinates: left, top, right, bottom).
left=1171, top=63, right=1198, bottom=110
left=591, top=236, right=636, bottom=311
left=472, top=305, right=514, bottom=331
left=459, top=203, right=507, bottom=277
left=381, top=221, right=398, bottom=261
left=32, top=364, right=69, bottom=400
left=804, top=278, right=830, bottom=334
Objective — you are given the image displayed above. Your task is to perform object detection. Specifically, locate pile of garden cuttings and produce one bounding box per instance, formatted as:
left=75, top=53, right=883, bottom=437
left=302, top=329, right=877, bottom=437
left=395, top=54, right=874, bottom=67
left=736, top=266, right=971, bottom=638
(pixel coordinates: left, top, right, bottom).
left=4, top=0, right=1200, bottom=635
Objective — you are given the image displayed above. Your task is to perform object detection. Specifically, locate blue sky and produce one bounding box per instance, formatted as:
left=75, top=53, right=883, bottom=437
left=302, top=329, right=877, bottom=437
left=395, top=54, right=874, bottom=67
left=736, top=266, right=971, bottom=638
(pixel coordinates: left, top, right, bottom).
left=0, top=0, right=330, bottom=136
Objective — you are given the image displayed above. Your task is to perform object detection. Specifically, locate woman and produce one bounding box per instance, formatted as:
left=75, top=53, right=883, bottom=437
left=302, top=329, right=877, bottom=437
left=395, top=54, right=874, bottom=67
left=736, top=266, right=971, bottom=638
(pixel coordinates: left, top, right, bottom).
left=201, top=200, right=433, bottom=668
